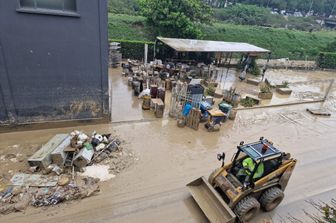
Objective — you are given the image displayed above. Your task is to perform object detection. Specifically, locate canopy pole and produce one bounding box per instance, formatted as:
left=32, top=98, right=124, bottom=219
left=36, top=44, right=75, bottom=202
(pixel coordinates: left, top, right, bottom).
left=223, top=52, right=233, bottom=90
left=153, top=40, right=158, bottom=60
left=262, top=52, right=272, bottom=82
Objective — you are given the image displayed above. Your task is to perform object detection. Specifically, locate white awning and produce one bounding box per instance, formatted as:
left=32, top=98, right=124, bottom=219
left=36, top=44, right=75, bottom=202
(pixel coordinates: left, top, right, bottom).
left=157, top=37, right=270, bottom=54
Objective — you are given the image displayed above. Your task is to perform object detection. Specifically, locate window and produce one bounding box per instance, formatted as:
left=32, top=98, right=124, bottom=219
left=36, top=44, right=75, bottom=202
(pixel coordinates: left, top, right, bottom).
left=20, top=0, right=77, bottom=12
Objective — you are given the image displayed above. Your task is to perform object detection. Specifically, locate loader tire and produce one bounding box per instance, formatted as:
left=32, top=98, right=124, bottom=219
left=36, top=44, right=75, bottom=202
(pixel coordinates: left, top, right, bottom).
left=234, top=196, right=260, bottom=222
left=260, top=187, right=284, bottom=212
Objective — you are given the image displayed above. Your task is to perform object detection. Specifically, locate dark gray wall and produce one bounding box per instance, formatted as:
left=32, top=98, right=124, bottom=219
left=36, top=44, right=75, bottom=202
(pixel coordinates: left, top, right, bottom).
left=0, top=0, right=109, bottom=125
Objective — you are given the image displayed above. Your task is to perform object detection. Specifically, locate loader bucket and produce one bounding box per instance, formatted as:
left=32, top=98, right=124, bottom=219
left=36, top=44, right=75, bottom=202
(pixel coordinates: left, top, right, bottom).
left=187, top=177, right=236, bottom=223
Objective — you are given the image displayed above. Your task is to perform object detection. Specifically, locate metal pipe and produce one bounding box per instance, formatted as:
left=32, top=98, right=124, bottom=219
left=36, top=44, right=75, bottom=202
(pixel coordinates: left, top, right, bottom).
left=324, top=79, right=335, bottom=100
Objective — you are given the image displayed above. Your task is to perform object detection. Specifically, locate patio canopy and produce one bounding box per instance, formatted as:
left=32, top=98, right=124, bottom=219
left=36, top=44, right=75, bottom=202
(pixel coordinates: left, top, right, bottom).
left=157, top=37, right=270, bottom=54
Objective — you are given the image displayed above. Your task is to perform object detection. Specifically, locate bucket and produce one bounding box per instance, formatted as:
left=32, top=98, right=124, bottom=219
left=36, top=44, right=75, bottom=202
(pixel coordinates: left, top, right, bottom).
left=229, top=109, right=238, bottom=120
left=133, top=81, right=140, bottom=96
left=142, top=96, right=151, bottom=110
left=232, top=94, right=241, bottom=108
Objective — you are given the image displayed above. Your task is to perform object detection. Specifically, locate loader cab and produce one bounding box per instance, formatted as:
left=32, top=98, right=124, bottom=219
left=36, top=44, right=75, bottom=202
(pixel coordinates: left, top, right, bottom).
left=229, top=138, right=283, bottom=185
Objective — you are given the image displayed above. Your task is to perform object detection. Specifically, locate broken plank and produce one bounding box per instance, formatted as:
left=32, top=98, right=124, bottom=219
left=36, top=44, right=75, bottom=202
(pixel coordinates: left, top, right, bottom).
left=306, top=108, right=331, bottom=116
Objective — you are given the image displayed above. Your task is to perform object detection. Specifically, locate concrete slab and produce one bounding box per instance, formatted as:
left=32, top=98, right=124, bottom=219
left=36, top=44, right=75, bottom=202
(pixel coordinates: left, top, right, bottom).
left=246, top=78, right=260, bottom=86
left=277, top=88, right=292, bottom=95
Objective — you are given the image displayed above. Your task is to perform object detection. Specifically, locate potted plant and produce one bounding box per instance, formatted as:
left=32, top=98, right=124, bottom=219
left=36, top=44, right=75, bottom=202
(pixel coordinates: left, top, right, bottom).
left=258, top=83, right=273, bottom=100
left=206, top=85, right=216, bottom=97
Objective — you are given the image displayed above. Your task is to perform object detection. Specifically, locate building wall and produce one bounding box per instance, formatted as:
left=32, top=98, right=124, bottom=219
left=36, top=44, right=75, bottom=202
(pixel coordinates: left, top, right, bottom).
left=0, top=0, right=109, bottom=125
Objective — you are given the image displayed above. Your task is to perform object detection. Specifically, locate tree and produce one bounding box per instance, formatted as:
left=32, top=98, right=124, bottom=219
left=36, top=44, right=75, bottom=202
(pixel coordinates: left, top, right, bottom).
left=109, top=0, right=139, bottom=14
left=324, top=38, right=336, bottom=52
left=214, top=4, right=271, bottom=26
left=138, top=0, right=212, bottom=38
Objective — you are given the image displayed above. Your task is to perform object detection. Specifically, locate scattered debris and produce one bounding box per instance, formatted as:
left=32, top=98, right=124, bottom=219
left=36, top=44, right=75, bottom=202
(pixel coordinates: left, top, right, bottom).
left=58, top=175, right=70, bottom=186
left=14, top=192, right=31, bottom=212
left=28, top=166, right=38, bottom=173
left=48, top=164, right=63, bottom=176
left=31, top=177, right=100, bottom=207
left=0, top=130, right=134, bottom=216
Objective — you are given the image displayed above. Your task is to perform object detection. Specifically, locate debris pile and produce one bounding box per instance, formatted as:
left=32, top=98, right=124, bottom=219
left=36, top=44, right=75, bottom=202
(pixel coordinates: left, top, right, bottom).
left=0, top=130, right=134, bottom=215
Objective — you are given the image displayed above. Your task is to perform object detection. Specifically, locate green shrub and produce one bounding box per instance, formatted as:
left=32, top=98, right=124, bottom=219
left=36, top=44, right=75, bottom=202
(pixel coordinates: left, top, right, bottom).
left=317, top=52, right=336, bottom=69
left=110, top=39, right=155, bottom=60
left=282, top=81, right=289, bottom=88
left=214, top=4, right=272, bottom=26
left=108, top=0, right=139, bottom=15
left=206, top=85, right=216, bottom=96
left=240, top=97, right=257, bottom=107
left=260, top=84, right=272, bottom=93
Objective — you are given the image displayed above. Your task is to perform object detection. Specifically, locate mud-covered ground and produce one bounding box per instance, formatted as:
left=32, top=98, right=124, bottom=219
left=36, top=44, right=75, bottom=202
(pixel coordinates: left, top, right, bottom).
left=1, top=68, right=336, bottom=223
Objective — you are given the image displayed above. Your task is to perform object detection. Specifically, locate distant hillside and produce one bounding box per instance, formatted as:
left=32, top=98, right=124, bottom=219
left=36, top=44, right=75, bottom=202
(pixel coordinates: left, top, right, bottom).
left=108, top=0, right=139, bottom=14
left=213, top=4, right=322, bottom=31
left=109, top=13, right=336, bottom=60
left=108, top=0, right=336, bottom=17
left=204, top=0, right=336, bottom=17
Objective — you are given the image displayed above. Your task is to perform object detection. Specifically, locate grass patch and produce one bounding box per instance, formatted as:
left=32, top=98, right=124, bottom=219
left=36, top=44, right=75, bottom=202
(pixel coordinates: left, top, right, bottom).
left=240, top=97, right=257, bottom=107
left=203, top=23, right=336, bottom=59
left=108, top=13, right=336, bottom=60
left=108, top=14, right=154, bottom=41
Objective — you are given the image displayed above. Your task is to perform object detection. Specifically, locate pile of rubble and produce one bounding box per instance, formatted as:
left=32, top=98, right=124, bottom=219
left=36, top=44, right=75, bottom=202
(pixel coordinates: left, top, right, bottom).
left=0, top=130, right=135, bottom=215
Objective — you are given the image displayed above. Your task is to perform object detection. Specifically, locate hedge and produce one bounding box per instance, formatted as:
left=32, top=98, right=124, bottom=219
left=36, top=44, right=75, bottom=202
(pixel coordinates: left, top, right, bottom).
left=317, top=52, right=336, bottom=69
left=109, top=39, right=155, bottom=61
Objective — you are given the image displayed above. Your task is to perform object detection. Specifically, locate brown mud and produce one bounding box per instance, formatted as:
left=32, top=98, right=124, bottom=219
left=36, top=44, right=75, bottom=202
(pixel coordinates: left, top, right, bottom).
left=0, top=67, right=335, bottom=222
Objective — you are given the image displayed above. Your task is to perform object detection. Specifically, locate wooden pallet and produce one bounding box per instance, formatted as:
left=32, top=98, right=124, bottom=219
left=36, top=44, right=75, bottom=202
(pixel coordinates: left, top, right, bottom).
left=186, top=108, right=201, bottom=130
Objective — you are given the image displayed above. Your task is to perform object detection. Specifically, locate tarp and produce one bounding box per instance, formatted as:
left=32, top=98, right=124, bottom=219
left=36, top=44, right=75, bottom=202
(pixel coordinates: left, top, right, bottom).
left=157, top=37, right=270, bottom=54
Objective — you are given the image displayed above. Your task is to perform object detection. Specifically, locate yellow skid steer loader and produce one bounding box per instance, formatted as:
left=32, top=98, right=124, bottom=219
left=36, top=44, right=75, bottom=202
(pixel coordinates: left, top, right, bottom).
left=187, top=138, right=296, bottom=222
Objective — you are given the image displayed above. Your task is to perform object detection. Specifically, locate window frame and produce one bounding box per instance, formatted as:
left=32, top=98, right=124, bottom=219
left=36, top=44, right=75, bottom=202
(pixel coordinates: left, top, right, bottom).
left=17, top=0, right=80, bottom=17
